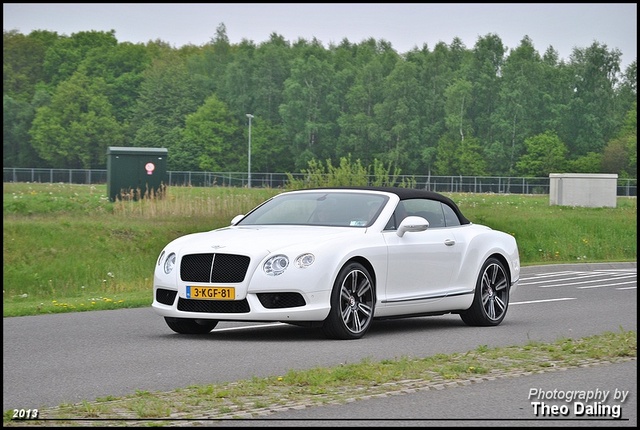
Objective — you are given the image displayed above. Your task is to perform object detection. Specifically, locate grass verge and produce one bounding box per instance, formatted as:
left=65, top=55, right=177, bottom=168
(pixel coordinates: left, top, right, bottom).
left=3, top=183, right=637, bottom=317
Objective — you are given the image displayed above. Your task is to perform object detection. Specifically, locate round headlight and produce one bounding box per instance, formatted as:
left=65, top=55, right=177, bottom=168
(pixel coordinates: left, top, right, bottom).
left=164, top=252, right=176, bottom=274
left=295, top=253, right=315, bottom=268
left=264, top=255, right=289, bottom=276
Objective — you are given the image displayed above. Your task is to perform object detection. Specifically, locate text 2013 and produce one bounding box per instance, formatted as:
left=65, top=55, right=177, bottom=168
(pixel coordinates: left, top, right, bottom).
left=12, top=409, right=39, bottom=420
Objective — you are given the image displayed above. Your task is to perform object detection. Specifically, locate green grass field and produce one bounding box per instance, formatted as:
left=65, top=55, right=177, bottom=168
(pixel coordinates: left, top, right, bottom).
left=3, top=182, right=637, bottom=317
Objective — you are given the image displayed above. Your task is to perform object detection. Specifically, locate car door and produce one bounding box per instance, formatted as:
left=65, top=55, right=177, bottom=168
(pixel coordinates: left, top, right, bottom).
left=381, top=199, right=461, bottom=307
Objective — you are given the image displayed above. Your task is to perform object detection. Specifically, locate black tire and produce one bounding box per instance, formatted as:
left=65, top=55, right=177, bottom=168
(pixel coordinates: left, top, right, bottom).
left=164, top=317, right=218, bottom=334
left=322, top=262, right=375, bottom=340
left=460, top=257, right=510, bottom=326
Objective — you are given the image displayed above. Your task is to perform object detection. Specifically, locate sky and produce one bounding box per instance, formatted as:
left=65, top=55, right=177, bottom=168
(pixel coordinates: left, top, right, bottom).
left=3, top=3, right=637, bottom=70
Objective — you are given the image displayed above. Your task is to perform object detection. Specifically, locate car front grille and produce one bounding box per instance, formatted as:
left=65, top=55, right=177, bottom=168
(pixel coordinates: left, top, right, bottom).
left=180, top=253, right=250, bottom=283
left=173, top=254, right=304, bottom=314
left=177, top=297, right=250, bottom=313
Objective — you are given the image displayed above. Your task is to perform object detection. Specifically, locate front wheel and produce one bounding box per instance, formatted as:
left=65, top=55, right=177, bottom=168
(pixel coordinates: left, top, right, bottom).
left=164, top=317, right=218, bottom=334
left=322, top=262, right=375, bottom=340
left=460, top=257, right=510, bottom=326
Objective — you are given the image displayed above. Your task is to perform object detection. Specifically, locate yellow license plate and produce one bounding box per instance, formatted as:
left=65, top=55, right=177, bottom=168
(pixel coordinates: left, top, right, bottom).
left=186, top=286, right=235, bottom=300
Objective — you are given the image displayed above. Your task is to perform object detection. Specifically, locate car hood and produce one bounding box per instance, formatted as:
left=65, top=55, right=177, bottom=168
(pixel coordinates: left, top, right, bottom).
left=168, top=225, right=364, bottom=257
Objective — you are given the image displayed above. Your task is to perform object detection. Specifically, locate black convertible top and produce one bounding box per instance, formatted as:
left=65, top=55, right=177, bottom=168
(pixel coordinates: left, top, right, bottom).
left=308, top=186, right=471, bottom=225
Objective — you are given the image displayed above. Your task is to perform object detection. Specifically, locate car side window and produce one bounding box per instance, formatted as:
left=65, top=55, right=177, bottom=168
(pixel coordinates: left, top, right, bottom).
left=402, top=199, right=446, bottom=228
left=384, top=201, right=407, bottom=230
left=442, top=203, right=461, bottom=226
left=383, top=199, right=463, bottom=229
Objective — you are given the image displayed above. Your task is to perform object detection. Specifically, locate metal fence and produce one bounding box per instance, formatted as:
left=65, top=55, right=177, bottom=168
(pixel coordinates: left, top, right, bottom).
left=3, top=167, right=637, bottom=196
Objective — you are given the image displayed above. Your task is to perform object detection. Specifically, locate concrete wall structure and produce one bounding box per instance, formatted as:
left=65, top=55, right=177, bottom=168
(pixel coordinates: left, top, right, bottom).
left=549, top=173, right=618, bottom=207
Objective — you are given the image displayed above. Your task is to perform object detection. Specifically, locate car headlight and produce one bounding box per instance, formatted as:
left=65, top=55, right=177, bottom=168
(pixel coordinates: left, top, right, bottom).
left=264, top=254, right=289, bottom=276
left=164, top=252, right=176, bottom=274
left=295, top=253, right=315, bottom=268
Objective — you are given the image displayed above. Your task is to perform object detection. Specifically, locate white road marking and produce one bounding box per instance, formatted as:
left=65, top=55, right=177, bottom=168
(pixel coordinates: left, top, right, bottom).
left=510, top=297, right=577, bottom=305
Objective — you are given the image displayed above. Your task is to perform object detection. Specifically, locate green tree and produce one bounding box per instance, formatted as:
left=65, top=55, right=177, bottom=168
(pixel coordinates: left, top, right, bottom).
left=620, top=102, right=637, bottom=177
left=563, top=42, right=623, bottom=155
left=515, top=132, right=568, bottom=177
left=3, top=29, right=59, bottom=102
left=436, top=78, right=474, bottom=175
left=602, top=102, right=637, bottom=177
left=246, top=120, right=291, bottom=173
left=617, top=60, right=637, bottom=116
left=42, top=30, right=119, bottom=87
left=2, top=27, right=635, bottom=182
left=433, top=135, right=459, bottom=175
left=337, top=39, right=397, bottom=167
left=466, top=33, right=506, bottom=147
left=279, top=51, right=335, bottom=169
left=185, top=23, right=233, bottom=99
left=130, top=54, right=206, bottom=160
left=3, top=95, right=41, bottom=167
left=286, top=154, right=405, bottom=188
left=444, top=78, right=473, bottom=144
left=252, top=33, right=293, bottom=124
left=408, top=41, right=454, bottom=175
left=374, top=60, right=421, bottom=171
left=459, top=137, right=487, bottom=175
left=567, top=152, right=602, bottom=173
left=217, top=39, right=256, bottom=117
left=92, top=41, right=152, bottom=123
left=29, top=71, right=123, bottom=168
left=601, top=141, right=628, bottom=175
left=491, top=36, right=549, bottom=175
left=177, top=95, right=242, bottom=171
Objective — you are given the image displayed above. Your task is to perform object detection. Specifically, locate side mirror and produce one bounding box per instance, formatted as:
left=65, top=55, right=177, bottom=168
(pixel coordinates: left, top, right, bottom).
left=231, top=214, right=245, bottom=225
left=397, top=216, right=429, bottom=237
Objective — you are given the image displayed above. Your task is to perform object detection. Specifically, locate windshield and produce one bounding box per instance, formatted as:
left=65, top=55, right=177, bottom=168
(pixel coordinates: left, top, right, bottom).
left=236, top=192, right=389, bottom=227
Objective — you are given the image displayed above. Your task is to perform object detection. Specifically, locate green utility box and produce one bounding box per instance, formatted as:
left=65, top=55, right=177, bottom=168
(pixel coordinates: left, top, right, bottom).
left=107, top=147, right=168, bottom=202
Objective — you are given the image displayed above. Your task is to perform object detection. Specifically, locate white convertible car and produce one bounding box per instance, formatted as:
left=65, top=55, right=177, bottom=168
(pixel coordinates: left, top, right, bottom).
left=153, top=187, right=520, bottom=340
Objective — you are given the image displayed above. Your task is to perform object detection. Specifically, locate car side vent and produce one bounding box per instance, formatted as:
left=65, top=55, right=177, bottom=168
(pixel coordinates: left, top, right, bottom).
left=180, top=253, right=250, bottom=283
left=156, top=288, right=177, bottom=305
left=257, top=293, right=306, bottom=309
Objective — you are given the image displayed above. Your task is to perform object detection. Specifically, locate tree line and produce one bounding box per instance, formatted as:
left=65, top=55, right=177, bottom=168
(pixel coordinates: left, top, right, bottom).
left=3, top=23, right=637, bottom=179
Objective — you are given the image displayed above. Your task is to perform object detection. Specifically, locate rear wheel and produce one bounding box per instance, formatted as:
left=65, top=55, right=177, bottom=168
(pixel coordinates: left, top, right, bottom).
left=164, top=317, right=218, bottom=334
left=460, top=257, right=510, bottom=326
left=322, top=262, right=375, bottom=340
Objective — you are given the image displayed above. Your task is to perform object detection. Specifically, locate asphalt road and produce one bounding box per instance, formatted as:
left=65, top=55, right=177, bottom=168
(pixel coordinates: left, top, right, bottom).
left=3, top=262, right=636, bottom=425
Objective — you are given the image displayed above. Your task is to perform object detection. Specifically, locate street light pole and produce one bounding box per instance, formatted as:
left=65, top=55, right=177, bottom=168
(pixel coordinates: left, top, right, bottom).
left=246, top=114, right=253, bottom=188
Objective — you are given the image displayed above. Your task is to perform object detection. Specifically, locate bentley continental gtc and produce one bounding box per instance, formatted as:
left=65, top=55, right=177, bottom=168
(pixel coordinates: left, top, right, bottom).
left=152, top=187, right=520, bottom=340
